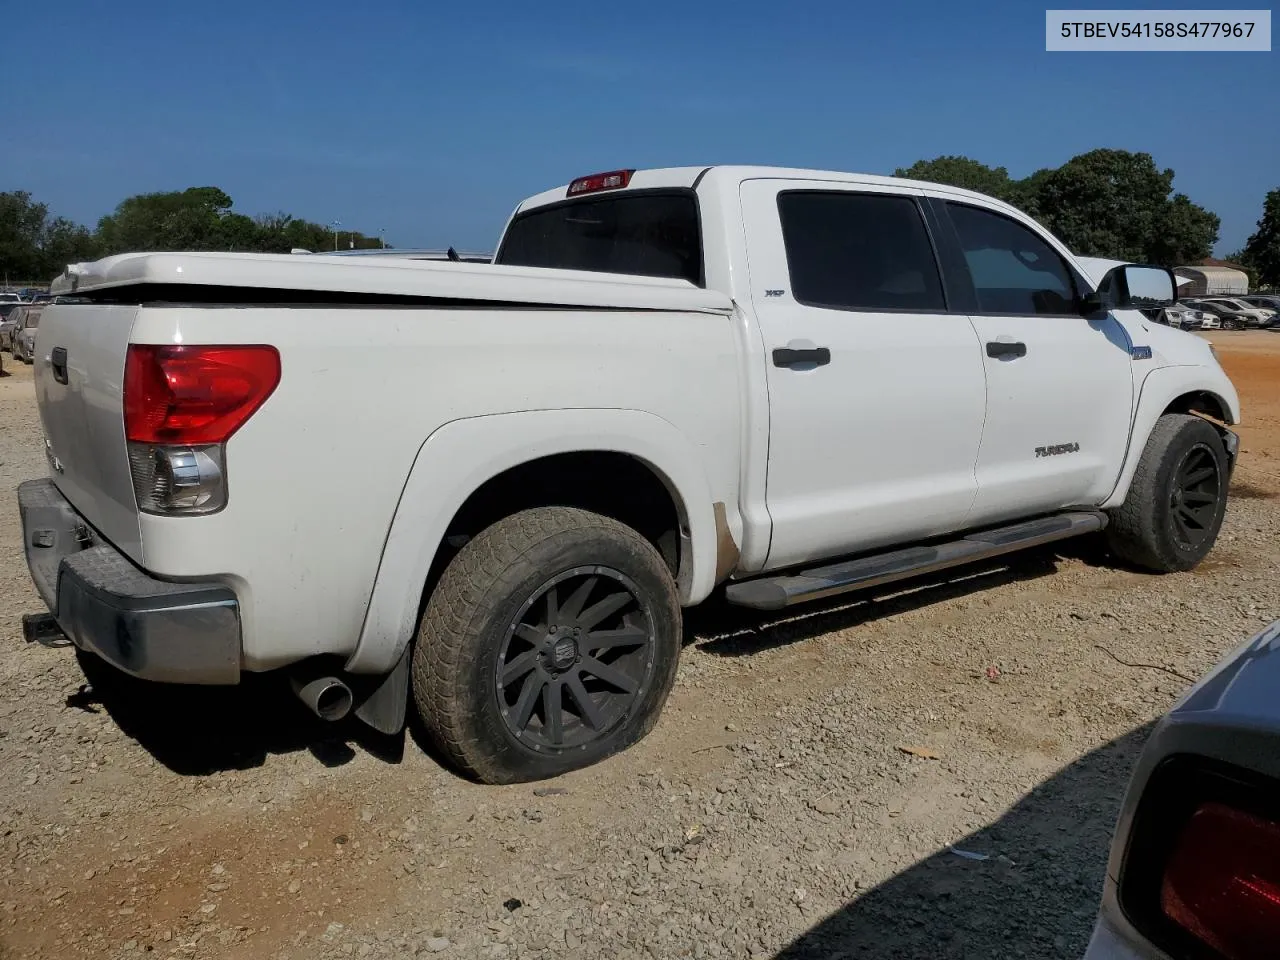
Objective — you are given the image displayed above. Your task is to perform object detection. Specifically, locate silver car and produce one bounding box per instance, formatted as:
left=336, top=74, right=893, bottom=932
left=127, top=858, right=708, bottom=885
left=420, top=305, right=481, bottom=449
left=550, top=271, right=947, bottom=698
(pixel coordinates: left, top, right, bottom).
left=0, top=304, right=23, bottom=350
left=1084, top=619, right=1280, bottom=960
left=1162, top=303, right=1214, bottom=330
left=12, top=305, right=42, bottom=363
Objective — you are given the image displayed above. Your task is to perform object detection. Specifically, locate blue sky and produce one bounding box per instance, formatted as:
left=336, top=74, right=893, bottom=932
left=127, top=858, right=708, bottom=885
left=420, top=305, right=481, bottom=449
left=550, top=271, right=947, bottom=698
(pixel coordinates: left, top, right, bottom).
left=4, top=0, right=1276, bottom=254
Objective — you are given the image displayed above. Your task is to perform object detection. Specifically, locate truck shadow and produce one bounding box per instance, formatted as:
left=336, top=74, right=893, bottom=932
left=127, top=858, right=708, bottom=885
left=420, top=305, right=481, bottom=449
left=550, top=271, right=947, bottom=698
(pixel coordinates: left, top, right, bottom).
left=772, top=723, right=1154, bottom=960
left=60, top=540, right=1111, bottom=777
left=688, top=543, right=1080, bottom=657
left=68, top=650, right=404, bottom=776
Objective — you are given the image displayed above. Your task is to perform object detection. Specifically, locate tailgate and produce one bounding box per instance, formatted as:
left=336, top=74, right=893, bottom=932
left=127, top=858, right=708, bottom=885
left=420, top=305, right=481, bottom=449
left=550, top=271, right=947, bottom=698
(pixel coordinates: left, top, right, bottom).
left=33, top=304, right=143, bottom=562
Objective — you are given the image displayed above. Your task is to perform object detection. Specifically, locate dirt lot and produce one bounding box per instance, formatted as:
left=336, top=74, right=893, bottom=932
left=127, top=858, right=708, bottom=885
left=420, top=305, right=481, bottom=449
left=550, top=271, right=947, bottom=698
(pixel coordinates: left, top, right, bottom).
left=2, top=332, right=1278, bottom=960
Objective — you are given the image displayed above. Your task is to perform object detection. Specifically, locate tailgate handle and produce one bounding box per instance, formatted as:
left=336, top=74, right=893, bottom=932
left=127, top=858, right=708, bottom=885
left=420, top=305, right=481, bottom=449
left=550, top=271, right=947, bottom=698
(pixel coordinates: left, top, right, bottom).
left=50, top=347, right=68, bottom=384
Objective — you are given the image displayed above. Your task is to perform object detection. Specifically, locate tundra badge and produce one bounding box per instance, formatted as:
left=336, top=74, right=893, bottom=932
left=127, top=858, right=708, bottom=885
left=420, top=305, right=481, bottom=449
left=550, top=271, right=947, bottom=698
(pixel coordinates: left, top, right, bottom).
left=1035, top=442, right=1080, bottom=458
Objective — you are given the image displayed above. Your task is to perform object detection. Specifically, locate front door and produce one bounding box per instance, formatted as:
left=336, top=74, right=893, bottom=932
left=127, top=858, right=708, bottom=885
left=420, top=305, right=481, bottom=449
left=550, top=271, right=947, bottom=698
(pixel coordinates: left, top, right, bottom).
left=934, top=198, right=1135, bottom=523
left=740, top=180, right=989, bottom=570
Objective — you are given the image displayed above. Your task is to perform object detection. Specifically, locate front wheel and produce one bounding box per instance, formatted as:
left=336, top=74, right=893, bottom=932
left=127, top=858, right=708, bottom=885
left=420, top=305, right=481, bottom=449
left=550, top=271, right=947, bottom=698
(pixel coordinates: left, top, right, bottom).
left=1106, top=413, right=1229, bottom=572
left=411, top=507, right=682, bottom=784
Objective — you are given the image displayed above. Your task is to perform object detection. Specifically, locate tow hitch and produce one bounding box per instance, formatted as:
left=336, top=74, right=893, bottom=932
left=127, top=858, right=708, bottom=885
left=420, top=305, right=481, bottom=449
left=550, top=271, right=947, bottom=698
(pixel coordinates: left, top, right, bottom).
left=22, top=612, right=70, bottom=648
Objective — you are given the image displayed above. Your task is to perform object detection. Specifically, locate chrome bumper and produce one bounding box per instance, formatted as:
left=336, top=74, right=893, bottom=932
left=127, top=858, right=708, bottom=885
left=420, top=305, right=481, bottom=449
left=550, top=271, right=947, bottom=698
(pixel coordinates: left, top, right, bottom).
left=17, top=478, right=241, bottom=684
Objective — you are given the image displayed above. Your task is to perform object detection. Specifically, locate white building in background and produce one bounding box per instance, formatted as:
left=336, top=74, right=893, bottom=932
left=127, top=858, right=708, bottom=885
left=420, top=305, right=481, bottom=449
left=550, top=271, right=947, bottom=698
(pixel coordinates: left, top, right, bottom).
left=1174, top=260, right=1250, bottom=297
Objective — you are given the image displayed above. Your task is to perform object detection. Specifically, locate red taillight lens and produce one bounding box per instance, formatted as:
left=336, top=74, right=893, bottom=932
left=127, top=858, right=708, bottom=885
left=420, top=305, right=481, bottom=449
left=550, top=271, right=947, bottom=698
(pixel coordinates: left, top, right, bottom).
left=124, top=344, right=281, bottom=445
left=1161, top=801, right=1280, bottom=960
left=566, top=169, right=634, bottom=196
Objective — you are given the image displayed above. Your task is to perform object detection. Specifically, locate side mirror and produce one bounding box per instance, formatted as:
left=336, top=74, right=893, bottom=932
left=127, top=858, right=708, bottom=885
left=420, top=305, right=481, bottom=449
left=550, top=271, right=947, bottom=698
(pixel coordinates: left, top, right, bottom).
left=1083, top=264, right=1178, bottom=316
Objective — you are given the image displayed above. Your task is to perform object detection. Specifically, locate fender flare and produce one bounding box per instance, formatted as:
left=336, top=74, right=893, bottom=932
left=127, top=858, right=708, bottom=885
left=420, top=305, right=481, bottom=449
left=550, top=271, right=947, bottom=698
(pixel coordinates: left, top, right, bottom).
left=1101, top=364, right=1241, bottom=510
left=344, top=408, right=719, bottom=675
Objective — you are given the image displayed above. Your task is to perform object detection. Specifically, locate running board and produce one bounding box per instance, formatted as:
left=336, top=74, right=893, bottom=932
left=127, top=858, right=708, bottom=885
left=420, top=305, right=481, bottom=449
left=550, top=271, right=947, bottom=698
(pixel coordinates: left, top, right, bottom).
left=724, top=511, right=1107, bottom=611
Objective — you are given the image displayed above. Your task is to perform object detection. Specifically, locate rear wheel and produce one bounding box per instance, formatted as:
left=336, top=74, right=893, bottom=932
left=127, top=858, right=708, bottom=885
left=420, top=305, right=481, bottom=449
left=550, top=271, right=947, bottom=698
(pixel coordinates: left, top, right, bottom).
left=411, top=506, right=681, bottom=784
left=1106, top=414, right=1229, bottom=572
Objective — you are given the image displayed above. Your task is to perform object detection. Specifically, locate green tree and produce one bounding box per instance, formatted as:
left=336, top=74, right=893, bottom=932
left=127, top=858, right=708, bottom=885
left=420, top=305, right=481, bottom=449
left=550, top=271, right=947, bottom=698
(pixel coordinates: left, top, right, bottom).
left=1147, top=193, right=1219, bottom=265
left=1241, top=188, right=1280, bottom=289
left=1032, top=149, right=1217, bottom=264
left=895, top=156, right=1020, bottom=204
left=3, top=185, right=386, bottom=284
left=1010, top=167, right=1054, bottom=219
left=0, top=191, right=50, bottom=279
left=96, top=186, right=238, bottom=254
left=0, top=193, right=99, bottom=281
left=39, top=217, right=98, bottom=275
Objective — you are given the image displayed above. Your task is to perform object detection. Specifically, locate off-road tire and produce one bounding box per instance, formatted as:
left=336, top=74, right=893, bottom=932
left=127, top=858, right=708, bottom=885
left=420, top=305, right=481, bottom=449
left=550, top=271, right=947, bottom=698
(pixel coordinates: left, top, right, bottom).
left=1106, top=413, right=1229, bottom=572
left=411, top=506, right=681, bottom=784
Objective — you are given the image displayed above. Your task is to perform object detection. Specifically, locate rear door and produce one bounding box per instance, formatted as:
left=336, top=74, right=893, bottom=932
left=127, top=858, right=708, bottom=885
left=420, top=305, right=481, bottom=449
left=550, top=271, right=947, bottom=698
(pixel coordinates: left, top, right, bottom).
left=33, top=304, right=143, bottom=559
left=740, top=179, right=988, bottom=570
left=929, top=197, right=1134, bottom=522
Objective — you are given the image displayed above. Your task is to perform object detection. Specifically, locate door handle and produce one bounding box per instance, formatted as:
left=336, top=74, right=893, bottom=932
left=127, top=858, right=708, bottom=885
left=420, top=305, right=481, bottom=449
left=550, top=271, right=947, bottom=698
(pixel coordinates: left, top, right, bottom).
left=50, top=347, right=69, bottom=384
left=985, top=340, right=1027, bottom=359
left=773, top=346, right=831, bottom=368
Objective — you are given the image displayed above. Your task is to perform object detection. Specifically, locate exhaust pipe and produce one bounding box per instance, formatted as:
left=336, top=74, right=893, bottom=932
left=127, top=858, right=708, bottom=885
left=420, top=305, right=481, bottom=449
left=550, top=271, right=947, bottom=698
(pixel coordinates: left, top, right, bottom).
left=291, top=674, right=353, bottom=721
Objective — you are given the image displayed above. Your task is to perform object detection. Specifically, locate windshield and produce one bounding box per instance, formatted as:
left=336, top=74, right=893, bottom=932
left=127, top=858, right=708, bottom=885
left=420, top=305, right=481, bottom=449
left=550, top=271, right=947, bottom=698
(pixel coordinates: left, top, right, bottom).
left=496, top=190, right=703, bottom=286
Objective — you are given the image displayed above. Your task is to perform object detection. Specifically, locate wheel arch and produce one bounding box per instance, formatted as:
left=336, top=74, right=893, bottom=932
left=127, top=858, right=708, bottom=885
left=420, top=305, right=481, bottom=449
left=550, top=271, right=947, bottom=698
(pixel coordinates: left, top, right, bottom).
left=345, top=408, right=722, bottom=675
left=1102, top=365, right=1241, bottom=510
left=1162, top=389, right=1234, bottom=426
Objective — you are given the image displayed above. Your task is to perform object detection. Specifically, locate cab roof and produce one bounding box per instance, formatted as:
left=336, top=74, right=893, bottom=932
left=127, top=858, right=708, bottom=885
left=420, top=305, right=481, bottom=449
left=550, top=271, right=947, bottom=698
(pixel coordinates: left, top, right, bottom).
left=514, top=164, right=1021, bottom=216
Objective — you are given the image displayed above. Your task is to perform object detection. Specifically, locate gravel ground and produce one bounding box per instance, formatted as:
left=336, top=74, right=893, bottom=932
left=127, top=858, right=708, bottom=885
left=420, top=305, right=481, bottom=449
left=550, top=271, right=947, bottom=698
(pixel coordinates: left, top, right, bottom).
left=2, top=334, right=1278, bottom=960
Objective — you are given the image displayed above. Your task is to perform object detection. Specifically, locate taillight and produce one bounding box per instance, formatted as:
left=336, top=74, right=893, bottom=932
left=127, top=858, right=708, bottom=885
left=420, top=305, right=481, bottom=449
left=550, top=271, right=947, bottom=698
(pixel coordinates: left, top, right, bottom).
left=1119, top=755, right=1280, bottom=960
left=123, top=345, right=280, bottom=515
left=1160, top=802, right=1280, bottom=960
left=566, top=169, right=634, bottom=197
left=124, top=344, right=280, bottom=445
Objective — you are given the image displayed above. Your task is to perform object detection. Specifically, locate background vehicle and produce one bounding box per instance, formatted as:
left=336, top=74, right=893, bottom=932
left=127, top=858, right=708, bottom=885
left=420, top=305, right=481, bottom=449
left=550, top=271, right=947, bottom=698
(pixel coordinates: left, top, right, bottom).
left=1192, top=297, right=1274, bottom=329
left=21, top=165, right=1240, bottom=784
left=1, top=304, right=28, bottom=352
left=1240, top=294, right=1280, bottom=319
left=0, top=303, right=22, bottom=349
left=1084, top=619, right=1280, bottom=960
left=12, top=305, right=42, bottom=362
left=1212, top=296, right=1275, bottom=326
left=1187, top=300, right=1228, bottom=329
left=1161, top=302, right=1213, bottom=330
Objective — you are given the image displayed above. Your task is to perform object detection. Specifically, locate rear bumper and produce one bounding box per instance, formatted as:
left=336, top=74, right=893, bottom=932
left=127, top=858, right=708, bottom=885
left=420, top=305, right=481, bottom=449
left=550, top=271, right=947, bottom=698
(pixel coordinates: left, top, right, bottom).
left=18, top=478, right=241, bottom=684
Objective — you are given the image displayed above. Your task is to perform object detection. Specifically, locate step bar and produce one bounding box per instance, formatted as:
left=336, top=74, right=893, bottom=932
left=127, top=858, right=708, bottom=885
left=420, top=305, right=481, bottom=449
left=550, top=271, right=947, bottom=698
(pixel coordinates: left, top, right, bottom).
left=724, top=511, right=1107, bottom=611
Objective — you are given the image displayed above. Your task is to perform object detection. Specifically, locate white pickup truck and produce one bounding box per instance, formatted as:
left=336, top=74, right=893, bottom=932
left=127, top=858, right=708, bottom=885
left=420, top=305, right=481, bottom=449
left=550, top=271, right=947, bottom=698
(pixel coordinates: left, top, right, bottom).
left=20, top=165, right=1240, bottom=784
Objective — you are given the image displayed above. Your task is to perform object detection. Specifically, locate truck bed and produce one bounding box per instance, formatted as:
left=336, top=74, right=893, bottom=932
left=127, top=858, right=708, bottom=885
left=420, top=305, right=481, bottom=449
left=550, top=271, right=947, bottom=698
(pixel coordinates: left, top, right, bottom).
left=34, top=252, right=744, bottom=674
left=53, top=252, right=734, bottom=315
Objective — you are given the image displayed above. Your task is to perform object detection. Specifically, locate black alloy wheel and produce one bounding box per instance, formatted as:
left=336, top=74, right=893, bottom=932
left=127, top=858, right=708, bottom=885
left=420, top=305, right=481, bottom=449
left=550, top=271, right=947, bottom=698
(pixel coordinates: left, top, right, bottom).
left=495, top=566, right=656, bottom=752
left=1106, top=413, right=1230, bottom=572
left=1168, top=444, right=1222, bottom=550
left=411, top=506, right=682, bottom=784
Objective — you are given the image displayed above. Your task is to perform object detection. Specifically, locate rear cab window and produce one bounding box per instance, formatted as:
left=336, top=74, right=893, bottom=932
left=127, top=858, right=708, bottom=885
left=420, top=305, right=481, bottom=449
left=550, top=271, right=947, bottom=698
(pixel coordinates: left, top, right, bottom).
left=495, top=191, right=704, bottom=286
left=776, top=191, right=946, bottom=312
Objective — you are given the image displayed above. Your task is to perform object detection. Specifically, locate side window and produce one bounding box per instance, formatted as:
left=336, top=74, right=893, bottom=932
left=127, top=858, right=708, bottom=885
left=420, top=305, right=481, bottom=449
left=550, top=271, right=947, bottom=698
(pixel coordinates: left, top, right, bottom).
left=777, top=191, right=945, bottom=312
left=946, top=202, right=1079, bottom=316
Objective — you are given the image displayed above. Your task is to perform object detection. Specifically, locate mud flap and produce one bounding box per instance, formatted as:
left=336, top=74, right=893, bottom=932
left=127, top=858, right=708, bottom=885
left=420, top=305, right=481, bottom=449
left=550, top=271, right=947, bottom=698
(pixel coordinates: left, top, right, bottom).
left=353, top=643, right=410, bottom=735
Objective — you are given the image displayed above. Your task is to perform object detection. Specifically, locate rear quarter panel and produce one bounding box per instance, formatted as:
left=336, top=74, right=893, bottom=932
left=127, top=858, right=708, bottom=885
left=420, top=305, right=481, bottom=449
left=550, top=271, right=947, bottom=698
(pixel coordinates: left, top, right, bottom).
left=130, top=305, right=743, bottom=670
